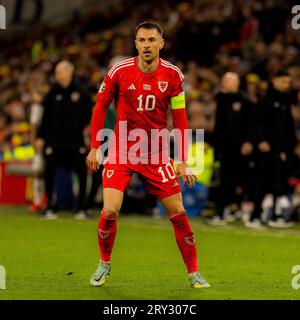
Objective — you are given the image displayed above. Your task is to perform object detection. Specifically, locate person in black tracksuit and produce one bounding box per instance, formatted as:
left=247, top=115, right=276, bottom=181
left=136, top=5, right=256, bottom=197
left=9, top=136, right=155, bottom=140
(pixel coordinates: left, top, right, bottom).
left=249, top=70, right=297, bottom=227
left=209, top=72, right=256, bottom=225
left=37, top=61, right=92, bottom=219
left=242, top=74, right=263, bottom=206
left=250, top=70, right=296, bottom=227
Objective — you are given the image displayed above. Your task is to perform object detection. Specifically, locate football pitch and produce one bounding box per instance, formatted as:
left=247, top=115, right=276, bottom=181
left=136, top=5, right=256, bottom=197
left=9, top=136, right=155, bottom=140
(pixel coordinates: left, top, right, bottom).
left=0, top=206, right=300, bottom=300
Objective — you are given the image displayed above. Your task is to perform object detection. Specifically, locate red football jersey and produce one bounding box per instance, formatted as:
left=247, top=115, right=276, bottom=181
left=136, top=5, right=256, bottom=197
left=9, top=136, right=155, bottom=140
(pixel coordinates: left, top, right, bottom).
left=91, top=56, right=185, bottom=163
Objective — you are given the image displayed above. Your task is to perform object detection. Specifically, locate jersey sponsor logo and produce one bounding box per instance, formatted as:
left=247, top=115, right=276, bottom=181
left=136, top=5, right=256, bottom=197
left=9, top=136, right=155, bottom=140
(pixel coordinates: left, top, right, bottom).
left=106, top=170, right=114, bottom=178
left=143, top=84, right=151, bottom=91
left=99, top=81, right=106, bottom=93
left=127, top=84, right=136, bottom=90
left=232, top=102, right=241, bottom=112
left=98, top=229, right=110, bottom=239
left=158, top=81, right=168, bottom=93
left=71, top=92, right=80, bottom=102
left=184, top=233, right=195, bottom=246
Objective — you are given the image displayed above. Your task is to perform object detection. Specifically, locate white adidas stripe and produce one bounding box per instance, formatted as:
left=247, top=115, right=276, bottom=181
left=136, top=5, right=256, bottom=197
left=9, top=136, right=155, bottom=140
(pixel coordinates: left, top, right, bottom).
left=161, top=60, right=184, bottom=81
left=108, top=61, right=134, bottom=78
left=164, top=64, right=184, bottom=80
left=161, top=64, right=185, bottom=81
left=161, top=62, right=184, bottom=81
left=108, top=58, right=134, bottom=77
left=110, top=63, right=134, bottom=79
left=161, top=58, right=182, bottom=72
left=108, top=57, right=134, bottom=74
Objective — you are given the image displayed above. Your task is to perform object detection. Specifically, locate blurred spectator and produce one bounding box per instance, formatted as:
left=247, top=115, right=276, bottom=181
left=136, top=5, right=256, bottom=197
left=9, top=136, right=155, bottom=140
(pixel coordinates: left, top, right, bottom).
left=208, top=72, right=256, bottom=226
left=239, top=3, right=259, bottom=46
left=36, top=61, right=92, bottom=219
left=249, top=70, right=296, bottom=228
left=245, top=73, right=260, bottom=103
left=0, top=111, right=12, bottom=161
left=29, top=90, right=47, bottom=212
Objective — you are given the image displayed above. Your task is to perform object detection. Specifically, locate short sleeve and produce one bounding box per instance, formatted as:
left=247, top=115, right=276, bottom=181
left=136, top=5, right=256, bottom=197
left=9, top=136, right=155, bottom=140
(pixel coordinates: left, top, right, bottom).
left=170, top=70, right=185, bottom=98
left=97, top=72, right=117, bottom=102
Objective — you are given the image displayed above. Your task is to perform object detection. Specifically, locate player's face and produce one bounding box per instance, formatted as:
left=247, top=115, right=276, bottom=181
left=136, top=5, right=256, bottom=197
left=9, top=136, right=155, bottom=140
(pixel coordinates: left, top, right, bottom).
left=272, top=76, right=291, bottom=92
left=135, top=28, right=164, bottom=63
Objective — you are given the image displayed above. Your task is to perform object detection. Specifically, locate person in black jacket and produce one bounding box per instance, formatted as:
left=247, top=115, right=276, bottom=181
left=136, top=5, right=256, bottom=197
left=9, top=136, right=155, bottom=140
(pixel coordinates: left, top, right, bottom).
left=208, top=72, right=256, bottom=226
left=36, top=60, right=92, bottom=219
left=248, top=69, right=296, bottom=228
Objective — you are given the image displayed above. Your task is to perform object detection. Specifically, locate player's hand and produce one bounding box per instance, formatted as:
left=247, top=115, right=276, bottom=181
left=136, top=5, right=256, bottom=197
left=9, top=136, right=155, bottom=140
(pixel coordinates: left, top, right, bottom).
left=241, top=142, right=253, bottom=156
left=176, top=162, right=197, bottom=188
left=258, top=141, right=271, bottom=153
left=86, top=148, right=100, bottom=172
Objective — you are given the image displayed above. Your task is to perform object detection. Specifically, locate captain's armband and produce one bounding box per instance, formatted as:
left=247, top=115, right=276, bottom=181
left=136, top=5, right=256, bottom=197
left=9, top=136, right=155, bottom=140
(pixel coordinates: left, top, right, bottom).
left=170, top=92, right=186, bottom=110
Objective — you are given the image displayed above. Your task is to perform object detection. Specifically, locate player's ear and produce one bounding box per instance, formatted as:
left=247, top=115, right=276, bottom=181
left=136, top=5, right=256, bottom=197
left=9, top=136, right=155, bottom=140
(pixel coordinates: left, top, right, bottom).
left=135, top=39, right=138, bottom=50
left=159, top=38, right=165, bottom=50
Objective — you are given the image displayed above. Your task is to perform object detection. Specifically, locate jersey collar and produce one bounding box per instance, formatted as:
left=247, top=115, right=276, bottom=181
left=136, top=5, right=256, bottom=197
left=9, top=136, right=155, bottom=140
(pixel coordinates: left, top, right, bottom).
left=135, top=56, right=161, bottom=74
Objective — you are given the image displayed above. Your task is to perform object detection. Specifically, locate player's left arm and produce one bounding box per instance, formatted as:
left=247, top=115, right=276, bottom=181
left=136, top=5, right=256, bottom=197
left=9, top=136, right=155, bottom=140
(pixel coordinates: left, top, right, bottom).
left=170, top=80, right=197, bottom=188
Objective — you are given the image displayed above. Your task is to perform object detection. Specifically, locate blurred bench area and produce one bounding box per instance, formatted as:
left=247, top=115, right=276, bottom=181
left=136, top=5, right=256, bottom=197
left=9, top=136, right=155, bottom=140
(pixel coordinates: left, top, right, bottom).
left=0, top=0, right=300, bottom=224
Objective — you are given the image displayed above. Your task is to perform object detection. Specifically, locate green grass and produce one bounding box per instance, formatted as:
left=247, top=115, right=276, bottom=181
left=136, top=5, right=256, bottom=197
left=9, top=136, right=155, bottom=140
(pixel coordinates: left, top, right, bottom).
left=0, top=206, right=300, bottom=300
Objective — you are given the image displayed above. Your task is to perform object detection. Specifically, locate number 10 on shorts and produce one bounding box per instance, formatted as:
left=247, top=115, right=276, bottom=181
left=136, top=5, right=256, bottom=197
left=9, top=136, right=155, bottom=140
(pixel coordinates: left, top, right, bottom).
left=158, top=163, right=176, bottom=182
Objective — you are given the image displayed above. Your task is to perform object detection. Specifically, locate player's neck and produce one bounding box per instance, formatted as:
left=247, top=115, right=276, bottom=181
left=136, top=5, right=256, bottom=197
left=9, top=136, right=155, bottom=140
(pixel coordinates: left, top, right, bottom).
left=137, top=56, right=159, bottom=73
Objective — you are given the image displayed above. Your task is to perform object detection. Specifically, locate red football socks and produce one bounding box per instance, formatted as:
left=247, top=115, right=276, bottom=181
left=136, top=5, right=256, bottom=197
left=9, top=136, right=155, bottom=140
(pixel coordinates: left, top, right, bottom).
left=97, top=209, right=118, bottom=263
left=169, top=211, right=199, bottom=274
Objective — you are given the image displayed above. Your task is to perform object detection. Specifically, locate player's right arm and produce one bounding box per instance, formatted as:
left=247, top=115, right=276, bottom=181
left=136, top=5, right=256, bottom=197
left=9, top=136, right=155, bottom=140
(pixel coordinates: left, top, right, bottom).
left=87, top=74, right=116, bottom=172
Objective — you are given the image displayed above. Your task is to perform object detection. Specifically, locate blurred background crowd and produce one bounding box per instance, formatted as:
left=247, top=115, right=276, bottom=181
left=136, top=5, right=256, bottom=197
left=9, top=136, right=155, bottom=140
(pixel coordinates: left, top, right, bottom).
left=0, top=0, right=300, bottom=227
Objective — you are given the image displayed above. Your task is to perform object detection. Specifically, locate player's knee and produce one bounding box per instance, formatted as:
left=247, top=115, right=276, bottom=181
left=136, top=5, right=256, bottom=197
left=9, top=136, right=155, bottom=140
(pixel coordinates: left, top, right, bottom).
left=103, top=206, right=120, bottom=217
left=161, top=193, right=185, bottom=217
left=167, top=205, right=186, bottom=217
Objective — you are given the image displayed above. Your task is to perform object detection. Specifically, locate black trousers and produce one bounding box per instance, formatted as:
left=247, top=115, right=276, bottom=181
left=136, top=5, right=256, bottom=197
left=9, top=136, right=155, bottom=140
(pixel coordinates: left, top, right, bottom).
left=216, top=152, right=243, bottom=218
left=250, top=151, right=290, bottom=221
left=44, top=147, right=87, bottom=211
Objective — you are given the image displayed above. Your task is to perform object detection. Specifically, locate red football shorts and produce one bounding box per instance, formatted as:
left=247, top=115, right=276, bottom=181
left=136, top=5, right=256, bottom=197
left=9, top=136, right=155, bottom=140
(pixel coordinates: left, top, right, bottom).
left=102, top=159, right=181, bottom=201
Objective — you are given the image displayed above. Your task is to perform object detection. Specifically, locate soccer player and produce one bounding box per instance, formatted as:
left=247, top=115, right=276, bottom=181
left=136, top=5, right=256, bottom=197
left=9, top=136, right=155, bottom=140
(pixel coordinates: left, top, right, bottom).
left=87, top=21, right=210, bottom=289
